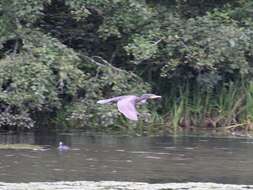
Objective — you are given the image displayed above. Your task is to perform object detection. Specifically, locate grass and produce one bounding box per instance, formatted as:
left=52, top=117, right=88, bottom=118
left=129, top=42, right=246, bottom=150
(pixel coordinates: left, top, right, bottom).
left=156, top=80, right=253, bottom=133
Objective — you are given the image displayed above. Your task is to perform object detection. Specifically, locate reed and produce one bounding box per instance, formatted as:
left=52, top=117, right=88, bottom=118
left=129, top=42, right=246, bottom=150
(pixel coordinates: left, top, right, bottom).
left=159, top=80, right=250, bottom=131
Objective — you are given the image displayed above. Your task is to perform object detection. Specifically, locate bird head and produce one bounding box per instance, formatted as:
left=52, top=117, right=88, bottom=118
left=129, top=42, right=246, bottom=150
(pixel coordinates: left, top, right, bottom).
left=141, top=94, right=162, bottom=100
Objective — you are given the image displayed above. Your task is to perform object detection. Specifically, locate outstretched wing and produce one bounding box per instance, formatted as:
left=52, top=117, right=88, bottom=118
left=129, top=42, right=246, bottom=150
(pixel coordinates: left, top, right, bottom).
left=117, top=96, right=139, bottom=121
left=97, top=96, right=122, bottom=104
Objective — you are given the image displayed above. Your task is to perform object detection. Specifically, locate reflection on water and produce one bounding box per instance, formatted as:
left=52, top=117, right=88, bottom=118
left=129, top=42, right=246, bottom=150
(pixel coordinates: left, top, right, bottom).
left=0, top=131, right=253, bottom=184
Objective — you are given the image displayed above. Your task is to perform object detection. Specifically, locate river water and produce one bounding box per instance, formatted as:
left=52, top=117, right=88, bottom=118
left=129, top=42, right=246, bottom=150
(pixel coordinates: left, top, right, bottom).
left=0, top=131, right=253, bottom=185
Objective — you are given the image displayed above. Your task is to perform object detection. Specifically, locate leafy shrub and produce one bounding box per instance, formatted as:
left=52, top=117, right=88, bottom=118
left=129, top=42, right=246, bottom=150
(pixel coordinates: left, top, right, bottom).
left=1, top=0, right=253, bottom=131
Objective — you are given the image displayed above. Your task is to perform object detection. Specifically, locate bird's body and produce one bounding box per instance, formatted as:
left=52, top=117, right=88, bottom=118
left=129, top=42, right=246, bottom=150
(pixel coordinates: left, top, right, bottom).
left=57, top=142, right=70, bottom=151
left=97, top=94, right=161, bottom=121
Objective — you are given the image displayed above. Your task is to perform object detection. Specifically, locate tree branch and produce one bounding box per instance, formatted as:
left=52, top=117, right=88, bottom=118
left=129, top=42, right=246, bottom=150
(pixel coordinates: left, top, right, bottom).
left=81, top=54, right=143, bottom=81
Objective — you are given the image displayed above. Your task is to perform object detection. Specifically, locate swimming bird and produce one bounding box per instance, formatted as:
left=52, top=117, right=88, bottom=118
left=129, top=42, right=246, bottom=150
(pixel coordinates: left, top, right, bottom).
left=97, top=94, right=161, bottom=121
left=57, top=142, right=70, bottom=151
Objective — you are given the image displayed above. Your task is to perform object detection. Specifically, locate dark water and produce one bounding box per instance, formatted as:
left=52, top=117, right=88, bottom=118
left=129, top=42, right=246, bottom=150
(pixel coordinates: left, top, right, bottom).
left=0, top=131, right=253, bottom=184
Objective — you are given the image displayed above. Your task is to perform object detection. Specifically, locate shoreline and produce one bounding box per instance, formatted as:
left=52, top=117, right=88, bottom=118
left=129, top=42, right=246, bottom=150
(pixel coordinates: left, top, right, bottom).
left=0, top=181, right=252, bottom=190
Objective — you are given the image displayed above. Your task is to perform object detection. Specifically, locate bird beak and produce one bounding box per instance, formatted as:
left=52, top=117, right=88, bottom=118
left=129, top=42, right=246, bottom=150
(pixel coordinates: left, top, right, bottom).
left=150, top=95, right=162, bottom=99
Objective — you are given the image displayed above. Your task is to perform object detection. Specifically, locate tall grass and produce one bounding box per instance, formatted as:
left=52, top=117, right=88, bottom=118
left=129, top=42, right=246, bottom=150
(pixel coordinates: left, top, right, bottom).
left=105, top=80, right=253, bottom=135
left=171, top=98, right=184, bottom=133
left=160, top=80, right=251, bottom=131
left=245, top=82, right=253, bottom=120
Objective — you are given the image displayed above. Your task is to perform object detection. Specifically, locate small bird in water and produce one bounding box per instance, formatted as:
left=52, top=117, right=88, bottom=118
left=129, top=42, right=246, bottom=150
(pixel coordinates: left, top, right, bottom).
left=97, top=94, right=161, bottom=121
left=57, top=142, right=70, bottom=151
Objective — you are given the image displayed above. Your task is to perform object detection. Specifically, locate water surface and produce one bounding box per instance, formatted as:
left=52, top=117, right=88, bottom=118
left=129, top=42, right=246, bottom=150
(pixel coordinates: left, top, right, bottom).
left=0, top=132, right=253, bottom=184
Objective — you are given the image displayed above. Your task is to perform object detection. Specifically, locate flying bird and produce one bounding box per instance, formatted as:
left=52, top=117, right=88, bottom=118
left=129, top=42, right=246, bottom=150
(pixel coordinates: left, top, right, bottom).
left=97, top=94, right=161, bottom=121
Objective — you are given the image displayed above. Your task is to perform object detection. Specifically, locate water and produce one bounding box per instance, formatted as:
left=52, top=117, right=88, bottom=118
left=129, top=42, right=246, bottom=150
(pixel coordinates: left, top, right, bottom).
left=0, top=131, right=253, bottom=184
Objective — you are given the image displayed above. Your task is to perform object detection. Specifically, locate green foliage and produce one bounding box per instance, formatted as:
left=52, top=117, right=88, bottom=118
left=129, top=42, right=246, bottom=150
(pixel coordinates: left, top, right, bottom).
left=160, top=81, right=247, bottom=130
left=1, top=0, right=50, bottom=23
left=175, top=0, right=241, bottom=18
left=0, top=111, right=34, bottom=129
left=1, top=0, right=253, bottom=132
left=0, top=0, right=50, bottom=43
left=20, top=29, right=86, bottom=96
left=64, top=0, right=153, bottom=40
left=124, top=35, right=160, bottom=63
left=126, top=13, right=253, bottom=88
left=0, top=53, right=58, bottom=109
left=58, top=66, right=151, bottom=129
left=0, top=29, right=87, bottom=128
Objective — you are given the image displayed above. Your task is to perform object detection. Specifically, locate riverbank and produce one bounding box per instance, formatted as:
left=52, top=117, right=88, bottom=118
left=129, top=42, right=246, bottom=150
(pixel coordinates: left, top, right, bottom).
left=0, top=181, right=252, bottom=190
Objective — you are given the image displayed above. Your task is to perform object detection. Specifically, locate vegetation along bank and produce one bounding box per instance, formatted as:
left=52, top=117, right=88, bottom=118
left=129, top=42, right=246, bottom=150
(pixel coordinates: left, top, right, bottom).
left=1, top=0, right=253, bottom=133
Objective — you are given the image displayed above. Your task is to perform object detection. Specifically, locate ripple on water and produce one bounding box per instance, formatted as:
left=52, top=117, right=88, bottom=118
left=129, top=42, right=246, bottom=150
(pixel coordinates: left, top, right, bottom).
left=130, top=151, right=153, bottom=154
left=144, top=156, right=161, bottom=160
left=4, top=154, right=15, bottom=157
left=213, top=147, right=229, bottom=150
left=52, top=168, right=64, bottom=171
left=129, top=151, right=170, bottom=155
left=115, top=149, right=125, bottom=152
left=184, top=147, right=195, bottom=150
left=240, top=141, right=253, bottom=144
left=86, top=158, right=97, bottom=161
left=163, top=146, right=176, bottom=149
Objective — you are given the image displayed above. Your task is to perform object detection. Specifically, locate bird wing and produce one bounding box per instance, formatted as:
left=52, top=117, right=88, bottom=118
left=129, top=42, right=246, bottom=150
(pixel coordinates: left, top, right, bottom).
left=97, top=96, right=122, bottom=104
left=138, top=99, right=147, bottom=104
left=117, top=96, right=139, bottom=121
